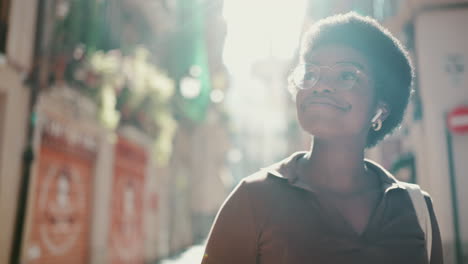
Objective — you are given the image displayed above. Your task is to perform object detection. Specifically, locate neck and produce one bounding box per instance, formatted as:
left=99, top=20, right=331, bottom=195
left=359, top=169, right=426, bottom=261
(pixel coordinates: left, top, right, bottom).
left=299, top=136, right=377, bottom=193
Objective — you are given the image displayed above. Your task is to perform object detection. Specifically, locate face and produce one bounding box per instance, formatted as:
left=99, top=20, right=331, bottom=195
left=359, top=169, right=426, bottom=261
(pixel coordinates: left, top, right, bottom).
left=294, top=44, right=382, bottom=143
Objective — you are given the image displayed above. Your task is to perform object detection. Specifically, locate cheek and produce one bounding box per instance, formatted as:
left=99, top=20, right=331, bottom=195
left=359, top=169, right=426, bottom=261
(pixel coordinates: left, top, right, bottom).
left=345, top=94, right=375, bottom=130
left=346, top=105, right=372, bottom=132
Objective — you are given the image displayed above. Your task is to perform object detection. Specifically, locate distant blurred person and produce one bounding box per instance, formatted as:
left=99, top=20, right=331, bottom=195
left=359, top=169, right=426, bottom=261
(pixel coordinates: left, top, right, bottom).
left=202, top=12, right=443, bottom=264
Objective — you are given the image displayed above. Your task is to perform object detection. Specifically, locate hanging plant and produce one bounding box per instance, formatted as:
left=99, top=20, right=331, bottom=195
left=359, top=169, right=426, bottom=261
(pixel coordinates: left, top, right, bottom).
left=64, top=46, right=177, bottom=165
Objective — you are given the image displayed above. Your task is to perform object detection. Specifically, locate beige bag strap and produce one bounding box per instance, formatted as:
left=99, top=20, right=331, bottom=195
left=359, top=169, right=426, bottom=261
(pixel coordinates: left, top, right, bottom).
left=400, top=182, right=432, bottom=262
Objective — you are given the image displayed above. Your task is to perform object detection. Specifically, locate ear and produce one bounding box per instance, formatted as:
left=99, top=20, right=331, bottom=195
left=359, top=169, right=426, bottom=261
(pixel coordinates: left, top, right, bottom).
left=373, top=101, right=390, bottom=122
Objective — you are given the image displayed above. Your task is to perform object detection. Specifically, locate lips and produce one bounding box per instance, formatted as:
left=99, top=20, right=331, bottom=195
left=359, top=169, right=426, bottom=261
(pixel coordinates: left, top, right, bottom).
left=300, top=95, right=351, bottom=112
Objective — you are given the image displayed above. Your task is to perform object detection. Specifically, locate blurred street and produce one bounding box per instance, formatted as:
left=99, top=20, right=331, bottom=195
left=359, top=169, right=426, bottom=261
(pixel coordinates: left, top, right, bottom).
left=160, top=244, right=205, bottom=264
left=0, top=0, right=468, bottom=264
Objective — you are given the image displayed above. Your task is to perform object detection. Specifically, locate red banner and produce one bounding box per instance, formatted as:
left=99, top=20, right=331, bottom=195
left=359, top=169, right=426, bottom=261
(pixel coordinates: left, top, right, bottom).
left=109, top=136, right=148, bottom=264
left=24, top=130, right=96, bottom=264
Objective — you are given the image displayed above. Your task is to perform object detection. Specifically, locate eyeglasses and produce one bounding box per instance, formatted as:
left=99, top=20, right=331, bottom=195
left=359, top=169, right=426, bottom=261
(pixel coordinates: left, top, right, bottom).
left=291, top=63, right=368, bottom=91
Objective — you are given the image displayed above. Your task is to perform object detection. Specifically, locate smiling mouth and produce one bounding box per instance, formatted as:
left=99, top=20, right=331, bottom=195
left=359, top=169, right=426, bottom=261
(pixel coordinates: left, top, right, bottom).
left=301, top=99, right=351, bottom=112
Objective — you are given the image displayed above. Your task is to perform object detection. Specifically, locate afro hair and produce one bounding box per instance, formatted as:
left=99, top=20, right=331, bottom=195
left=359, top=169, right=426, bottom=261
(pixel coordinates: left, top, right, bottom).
left=289, top=12, right=414, bottom=148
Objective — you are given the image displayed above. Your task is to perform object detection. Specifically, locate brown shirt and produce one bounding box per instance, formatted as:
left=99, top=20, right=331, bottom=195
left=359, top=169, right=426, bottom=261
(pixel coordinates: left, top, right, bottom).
left=202, top=152, right=443, bottom=264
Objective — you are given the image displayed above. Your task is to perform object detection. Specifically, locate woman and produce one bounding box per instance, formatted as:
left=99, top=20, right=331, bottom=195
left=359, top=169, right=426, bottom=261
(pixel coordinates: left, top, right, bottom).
left=202, top=12, right=443, bottom=264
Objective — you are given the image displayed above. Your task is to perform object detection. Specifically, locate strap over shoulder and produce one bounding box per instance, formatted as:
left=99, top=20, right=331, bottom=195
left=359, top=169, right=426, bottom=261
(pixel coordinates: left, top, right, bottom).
left=399, top=182, right=432, bottom=262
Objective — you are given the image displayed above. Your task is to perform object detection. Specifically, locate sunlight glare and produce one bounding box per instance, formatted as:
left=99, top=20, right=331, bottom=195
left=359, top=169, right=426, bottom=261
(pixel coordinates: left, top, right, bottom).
left=222, top=0, right=307, bottom=75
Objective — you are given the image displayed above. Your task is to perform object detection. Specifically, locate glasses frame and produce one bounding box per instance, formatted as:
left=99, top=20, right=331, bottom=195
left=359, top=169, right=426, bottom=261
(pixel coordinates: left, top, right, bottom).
left=291, top=62, right=369, bottom=91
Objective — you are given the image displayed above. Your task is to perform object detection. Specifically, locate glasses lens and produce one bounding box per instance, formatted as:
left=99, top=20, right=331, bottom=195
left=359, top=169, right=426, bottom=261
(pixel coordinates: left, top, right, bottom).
left=293, top=64, right=319, bottom=89
left=330, top=64, right=362, bottom=90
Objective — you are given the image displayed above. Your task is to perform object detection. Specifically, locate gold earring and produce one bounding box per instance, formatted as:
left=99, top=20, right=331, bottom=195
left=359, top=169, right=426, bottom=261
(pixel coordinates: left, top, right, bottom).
left=372, top=119, right=382, bottom=131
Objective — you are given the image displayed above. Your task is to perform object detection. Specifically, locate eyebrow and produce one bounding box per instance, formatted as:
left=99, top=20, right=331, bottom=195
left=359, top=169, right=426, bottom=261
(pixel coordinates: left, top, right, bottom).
left=302, top=60, right=366, bottom=71
left=336, top=61, right=366, bottom=70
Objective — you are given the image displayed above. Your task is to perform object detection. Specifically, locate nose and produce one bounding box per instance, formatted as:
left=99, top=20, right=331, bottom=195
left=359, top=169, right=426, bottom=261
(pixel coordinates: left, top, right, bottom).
left=309, top=67, right=336, bottom=94
left=310, top=78, right=335, bottom=94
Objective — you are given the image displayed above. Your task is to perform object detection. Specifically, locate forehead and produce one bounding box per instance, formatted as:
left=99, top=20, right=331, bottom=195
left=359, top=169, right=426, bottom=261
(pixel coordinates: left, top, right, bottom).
left=302, top=44, right=371, bottom=71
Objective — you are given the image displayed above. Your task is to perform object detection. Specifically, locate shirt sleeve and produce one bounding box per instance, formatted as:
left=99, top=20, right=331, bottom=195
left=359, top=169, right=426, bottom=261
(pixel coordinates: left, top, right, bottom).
left=202, top=180, right=258, bottom=264
left=425, top=196, right=443, bottom=264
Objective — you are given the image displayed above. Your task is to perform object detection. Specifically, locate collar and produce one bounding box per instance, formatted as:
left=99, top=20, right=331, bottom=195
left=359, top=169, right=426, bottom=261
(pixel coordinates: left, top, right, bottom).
left=261, top=151, right=406, bottom=193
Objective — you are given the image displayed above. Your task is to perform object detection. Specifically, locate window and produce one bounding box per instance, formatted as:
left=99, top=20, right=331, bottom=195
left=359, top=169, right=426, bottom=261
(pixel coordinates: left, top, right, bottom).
left=0, top=0, right=11, bottom=53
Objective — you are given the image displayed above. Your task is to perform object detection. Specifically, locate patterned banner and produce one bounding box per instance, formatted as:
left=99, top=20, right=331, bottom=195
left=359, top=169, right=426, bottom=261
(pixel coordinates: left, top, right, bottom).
left=109, top=136, right=148, bottom=264
left=24, top=129, right=96, bottom=264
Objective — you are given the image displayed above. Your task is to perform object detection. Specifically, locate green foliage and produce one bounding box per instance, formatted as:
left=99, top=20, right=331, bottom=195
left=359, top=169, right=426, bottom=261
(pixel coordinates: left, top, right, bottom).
left=169, top=0, right=212, bottom=122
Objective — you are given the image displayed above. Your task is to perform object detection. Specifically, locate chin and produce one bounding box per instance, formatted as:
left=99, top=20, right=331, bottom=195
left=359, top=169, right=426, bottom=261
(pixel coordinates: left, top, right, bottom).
left=298, top=122, right=339, bottom=138
left=297, top=113, right=363, bottom=141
